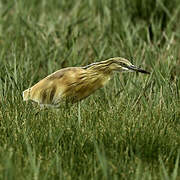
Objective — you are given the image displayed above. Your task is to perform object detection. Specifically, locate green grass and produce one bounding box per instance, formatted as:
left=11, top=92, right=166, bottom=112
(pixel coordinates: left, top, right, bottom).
left=0, top=0, right=180, bottom=179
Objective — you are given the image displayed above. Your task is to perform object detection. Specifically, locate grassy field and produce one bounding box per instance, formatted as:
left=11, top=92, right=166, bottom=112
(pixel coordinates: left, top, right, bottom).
left=0, top=0, right=180, bottom=179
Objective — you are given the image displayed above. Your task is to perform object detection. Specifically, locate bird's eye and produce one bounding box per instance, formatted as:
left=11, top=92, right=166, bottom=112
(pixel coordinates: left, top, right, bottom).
left=120, top=62, right=127, bottom=67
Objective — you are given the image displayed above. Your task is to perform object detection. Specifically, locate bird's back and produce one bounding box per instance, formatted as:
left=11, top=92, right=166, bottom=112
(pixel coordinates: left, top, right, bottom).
left=23, top=67, right=86, bottom=106
left=23, top=66, right=111, bottom=106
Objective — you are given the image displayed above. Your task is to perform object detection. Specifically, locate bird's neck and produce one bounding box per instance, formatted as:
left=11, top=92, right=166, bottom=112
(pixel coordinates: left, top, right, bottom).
left=86, top=68, right=113, bottom=89
left=84, top=60, right=114, bottom=74
left=83, top=60, right=115, bottom=87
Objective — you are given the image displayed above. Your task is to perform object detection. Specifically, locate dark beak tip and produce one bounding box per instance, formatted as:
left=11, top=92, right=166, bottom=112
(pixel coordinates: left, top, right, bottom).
left=140, top=70, right=150, bottom=74
left=129, top=65, right=150, bottom=74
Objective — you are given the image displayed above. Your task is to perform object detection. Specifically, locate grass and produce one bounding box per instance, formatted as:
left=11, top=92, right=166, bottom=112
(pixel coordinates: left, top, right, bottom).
left=0, top=0, right=180, bottom=179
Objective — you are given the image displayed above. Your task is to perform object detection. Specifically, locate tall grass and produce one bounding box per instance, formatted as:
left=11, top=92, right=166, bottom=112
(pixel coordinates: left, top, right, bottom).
left=0, top=0, right=180, bottom=179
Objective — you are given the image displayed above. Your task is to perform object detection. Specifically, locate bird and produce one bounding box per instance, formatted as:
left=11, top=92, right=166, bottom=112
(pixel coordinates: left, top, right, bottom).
left=23, top=57, right=150, bottom=108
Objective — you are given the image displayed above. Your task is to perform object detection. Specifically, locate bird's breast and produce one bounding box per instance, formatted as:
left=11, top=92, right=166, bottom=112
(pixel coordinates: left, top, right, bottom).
left=63, top=73, right=111, bottom=101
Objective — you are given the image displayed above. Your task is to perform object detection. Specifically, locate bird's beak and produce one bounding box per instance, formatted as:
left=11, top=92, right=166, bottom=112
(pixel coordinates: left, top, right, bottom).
left=127, top=65, right=150, bottom=74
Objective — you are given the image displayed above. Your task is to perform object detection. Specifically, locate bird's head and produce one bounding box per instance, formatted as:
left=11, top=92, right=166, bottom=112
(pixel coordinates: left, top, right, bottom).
left=108, top=57, right=150, bottom=74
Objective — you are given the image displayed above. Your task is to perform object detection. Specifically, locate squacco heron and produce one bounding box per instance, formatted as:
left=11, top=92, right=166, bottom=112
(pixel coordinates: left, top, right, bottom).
left=23, top=57, right=150, bottom=107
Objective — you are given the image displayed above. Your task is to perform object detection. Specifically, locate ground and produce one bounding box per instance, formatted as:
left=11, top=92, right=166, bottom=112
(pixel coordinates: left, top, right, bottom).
left=0, top=0, right=180, bottom=179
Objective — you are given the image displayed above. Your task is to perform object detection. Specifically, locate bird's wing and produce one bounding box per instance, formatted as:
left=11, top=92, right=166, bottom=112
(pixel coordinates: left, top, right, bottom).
left=24, top=67, right=86, bottom=105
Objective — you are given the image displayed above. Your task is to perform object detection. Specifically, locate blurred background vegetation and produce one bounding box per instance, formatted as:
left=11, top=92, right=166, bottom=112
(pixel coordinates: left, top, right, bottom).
left=0, top=0, right=180, bottom=179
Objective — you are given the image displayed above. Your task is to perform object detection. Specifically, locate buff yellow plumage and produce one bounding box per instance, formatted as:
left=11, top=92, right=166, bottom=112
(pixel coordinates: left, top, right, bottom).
left=23, top=57, right=150, bottom=107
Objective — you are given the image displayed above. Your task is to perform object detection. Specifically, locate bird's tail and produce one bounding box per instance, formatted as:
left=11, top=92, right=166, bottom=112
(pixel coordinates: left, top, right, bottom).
left=23, top=88, right=31, bottom=101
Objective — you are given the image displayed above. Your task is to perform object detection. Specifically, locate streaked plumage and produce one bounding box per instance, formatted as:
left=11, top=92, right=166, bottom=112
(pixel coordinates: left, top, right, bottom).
left=23, top=57, right=150, bottom=107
